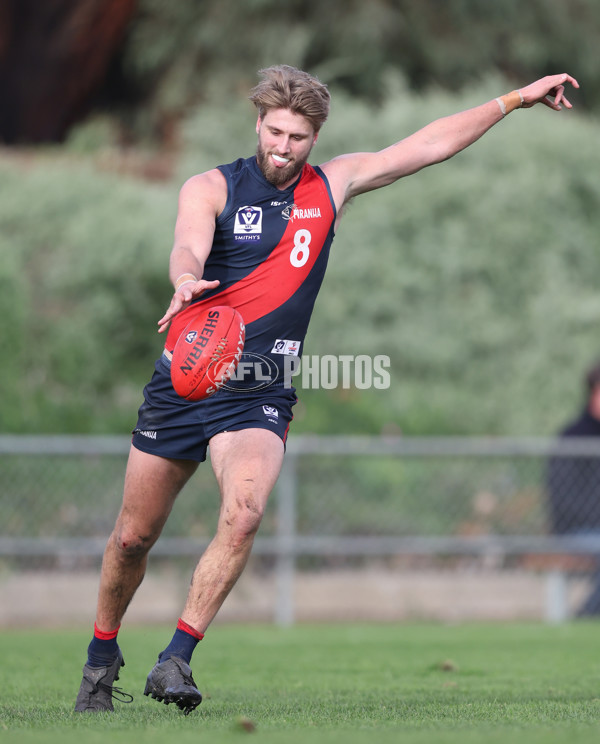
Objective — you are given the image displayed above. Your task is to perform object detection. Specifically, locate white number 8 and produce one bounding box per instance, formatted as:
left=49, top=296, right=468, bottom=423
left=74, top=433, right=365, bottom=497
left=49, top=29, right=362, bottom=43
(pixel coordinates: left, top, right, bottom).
left=290, top=229, right=311, bottom=268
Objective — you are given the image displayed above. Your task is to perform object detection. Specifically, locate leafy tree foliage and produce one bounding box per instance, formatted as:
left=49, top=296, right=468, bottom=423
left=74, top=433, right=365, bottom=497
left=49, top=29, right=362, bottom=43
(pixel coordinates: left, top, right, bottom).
left=107, top=0, right=598, bottom=142
left=1, top=78, right=597, bottom=436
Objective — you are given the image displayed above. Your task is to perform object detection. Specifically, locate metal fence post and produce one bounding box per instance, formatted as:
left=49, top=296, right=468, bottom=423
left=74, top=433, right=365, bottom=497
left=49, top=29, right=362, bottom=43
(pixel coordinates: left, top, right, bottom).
left=274, top=451, right=298, bottom=626
left=545, top=570, right=569, bottom=624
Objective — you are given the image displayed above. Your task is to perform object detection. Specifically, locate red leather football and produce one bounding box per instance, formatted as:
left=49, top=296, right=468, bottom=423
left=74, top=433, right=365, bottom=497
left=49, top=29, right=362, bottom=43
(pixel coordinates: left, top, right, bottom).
left=171, top=305, right=245, bottom=401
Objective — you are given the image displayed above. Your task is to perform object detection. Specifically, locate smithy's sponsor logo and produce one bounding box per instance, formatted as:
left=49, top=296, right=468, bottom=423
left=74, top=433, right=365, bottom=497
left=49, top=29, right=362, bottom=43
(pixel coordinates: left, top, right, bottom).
left=234, top=206, right=262, bottom=241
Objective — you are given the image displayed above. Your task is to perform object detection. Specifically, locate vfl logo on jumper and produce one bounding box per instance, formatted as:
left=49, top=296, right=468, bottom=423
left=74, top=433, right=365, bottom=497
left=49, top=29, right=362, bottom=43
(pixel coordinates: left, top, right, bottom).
left=208, top=352, right=279, bottom=391
left=271, top=339, right=301, bottom=356
left=234, top=206, right=262, bottom=241
left=263, top=405, right=279, bottom=422
left=282, top=204, right=322, bottom=221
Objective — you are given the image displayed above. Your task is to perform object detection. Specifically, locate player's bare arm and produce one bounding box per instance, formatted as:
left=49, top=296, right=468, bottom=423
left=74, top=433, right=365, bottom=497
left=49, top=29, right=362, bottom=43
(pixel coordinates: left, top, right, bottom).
left=322, top=72, right=579, bottom=215
left=158, top=169, right=228, bottom=333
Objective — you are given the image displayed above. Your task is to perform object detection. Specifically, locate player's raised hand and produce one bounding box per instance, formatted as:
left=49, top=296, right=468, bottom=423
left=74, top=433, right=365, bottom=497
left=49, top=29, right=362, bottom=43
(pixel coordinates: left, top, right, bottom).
left=519, top=73, right=579, bottom=111
left=158, top=278, right=220, bottom=333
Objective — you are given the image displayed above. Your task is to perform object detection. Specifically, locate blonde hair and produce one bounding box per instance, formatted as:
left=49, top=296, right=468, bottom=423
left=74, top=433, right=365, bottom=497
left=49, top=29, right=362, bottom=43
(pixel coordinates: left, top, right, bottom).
left=249, top=65, right=330, bottom=132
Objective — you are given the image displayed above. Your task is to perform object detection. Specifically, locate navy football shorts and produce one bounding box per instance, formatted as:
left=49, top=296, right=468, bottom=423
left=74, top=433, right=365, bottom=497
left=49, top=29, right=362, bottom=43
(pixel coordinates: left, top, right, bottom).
left=131, top=352, right=297, bottom=462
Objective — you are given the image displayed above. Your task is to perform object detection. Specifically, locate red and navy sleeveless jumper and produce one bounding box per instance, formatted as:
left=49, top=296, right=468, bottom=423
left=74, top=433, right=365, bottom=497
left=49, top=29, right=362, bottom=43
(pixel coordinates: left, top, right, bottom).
left=132, top=157, right=336, bottom=460
left=165, top=156, right=337, bottom=388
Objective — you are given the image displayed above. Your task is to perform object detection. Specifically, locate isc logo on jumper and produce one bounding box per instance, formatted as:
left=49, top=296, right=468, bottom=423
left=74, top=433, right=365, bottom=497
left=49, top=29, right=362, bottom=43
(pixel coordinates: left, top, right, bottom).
left=234, top=206, right=262, bottom=241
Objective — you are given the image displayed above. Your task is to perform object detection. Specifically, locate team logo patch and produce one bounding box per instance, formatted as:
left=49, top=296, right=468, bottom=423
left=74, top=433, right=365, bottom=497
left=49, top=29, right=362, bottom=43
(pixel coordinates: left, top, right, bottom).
left=271, top=339, right=301, bottom=356
left=234, top=206, right=262, bottom=241
left=263, top=405, right=279, bottom=419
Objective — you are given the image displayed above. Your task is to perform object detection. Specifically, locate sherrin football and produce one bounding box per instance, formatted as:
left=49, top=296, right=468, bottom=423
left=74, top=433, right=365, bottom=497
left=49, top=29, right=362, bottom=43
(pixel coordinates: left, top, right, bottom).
left=171, top=306, right=245, bottom=401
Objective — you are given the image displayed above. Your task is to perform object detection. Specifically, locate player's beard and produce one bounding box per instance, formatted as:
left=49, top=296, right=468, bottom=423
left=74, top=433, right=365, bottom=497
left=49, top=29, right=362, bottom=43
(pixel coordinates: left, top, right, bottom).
left=256, top=144, right=306, bottom=187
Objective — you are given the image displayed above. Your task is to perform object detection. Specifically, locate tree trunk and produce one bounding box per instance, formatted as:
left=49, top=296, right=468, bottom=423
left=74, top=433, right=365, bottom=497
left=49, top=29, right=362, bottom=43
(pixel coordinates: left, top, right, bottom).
left=0, top=0, right=137, bottom=143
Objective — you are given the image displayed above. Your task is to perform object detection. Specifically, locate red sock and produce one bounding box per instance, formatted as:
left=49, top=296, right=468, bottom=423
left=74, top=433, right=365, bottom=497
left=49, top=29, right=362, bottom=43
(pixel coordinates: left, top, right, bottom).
left=177, top=618, right=205, bottom=641
left=94, top=622, right=120, bottom=640
left=158, top=619, right=204, bottom=664
left=87, top=623, right=121, bottom=667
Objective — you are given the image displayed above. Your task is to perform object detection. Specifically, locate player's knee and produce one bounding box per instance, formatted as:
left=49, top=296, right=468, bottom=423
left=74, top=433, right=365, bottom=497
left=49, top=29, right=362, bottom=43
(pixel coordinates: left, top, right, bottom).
left=113, top=525, right=156, bottom=557
left=225, top=496, right=265, bottom=549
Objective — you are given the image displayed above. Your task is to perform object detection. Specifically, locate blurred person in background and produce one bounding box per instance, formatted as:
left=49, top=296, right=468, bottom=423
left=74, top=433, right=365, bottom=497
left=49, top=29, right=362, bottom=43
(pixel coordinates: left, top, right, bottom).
left=547, top=360, right=600, bottom=616
left=74, top=65, right=579, bottom=714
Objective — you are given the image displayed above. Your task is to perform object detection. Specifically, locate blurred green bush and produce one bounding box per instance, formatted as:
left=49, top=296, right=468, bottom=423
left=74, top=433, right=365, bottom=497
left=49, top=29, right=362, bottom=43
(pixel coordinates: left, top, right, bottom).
left=1, top=77, right=598, bottom=435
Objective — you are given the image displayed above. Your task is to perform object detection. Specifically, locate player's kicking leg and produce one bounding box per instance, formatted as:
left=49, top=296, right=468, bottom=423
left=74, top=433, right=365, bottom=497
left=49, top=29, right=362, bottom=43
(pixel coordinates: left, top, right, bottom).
left=75, top=446, right=197, bottom=712
left=143, top=428, right=284, bottom=714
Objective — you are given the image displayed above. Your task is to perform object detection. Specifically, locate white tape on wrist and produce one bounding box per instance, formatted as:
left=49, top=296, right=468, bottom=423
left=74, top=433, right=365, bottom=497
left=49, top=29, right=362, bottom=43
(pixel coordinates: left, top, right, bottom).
left=175, top=273, right=198, bottom=291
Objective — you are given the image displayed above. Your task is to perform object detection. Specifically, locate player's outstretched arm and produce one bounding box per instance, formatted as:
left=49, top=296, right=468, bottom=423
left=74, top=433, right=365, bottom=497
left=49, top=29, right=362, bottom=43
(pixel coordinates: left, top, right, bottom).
left=519, top=73, right=579, bottom=110
left=158, top=170, right=227, bottom=333
left=323, top=73, right=579, bottom=207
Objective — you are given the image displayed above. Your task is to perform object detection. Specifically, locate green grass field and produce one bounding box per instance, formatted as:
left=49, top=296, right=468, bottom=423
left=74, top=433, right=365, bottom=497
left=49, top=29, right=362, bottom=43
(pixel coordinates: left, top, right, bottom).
left=1, top=622, right=600, bottom=744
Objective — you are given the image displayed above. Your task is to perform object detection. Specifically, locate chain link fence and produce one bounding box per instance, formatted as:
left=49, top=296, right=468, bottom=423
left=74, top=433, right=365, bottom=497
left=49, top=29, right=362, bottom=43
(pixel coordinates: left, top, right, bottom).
left=1, top=435, right=600, bottom=624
